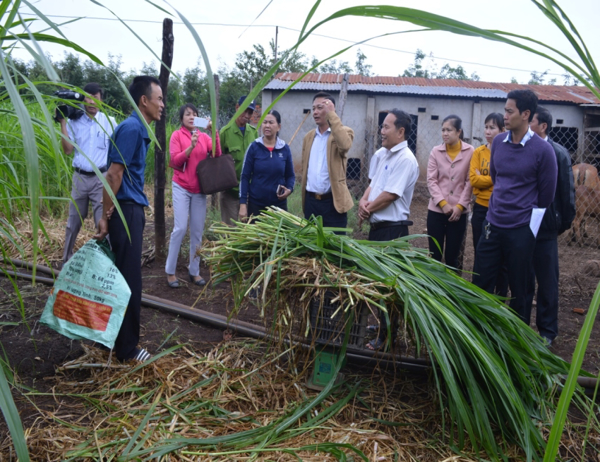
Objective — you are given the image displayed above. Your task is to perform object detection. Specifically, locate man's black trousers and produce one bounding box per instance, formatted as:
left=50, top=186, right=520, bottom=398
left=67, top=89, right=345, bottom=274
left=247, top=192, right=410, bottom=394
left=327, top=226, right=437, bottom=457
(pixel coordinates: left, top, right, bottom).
left=369, top=224, right=409, bottom=343
left=108, top=202, right=145, bottom=361
left=304, top=193, right=347, bottom=229
left=528, top=237, right=559, bottom=341
left=473, top=221, right=536, bottom=325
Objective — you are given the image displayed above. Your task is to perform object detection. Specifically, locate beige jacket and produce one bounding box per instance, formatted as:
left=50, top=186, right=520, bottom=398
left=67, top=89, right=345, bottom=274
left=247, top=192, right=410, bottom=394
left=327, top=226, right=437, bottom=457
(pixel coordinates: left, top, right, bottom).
left=301, top=111, right=354, bottom=214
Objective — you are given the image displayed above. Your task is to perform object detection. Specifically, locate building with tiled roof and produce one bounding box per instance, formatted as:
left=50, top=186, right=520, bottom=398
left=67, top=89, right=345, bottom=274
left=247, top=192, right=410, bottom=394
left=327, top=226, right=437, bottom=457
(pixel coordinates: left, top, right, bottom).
left=262, top=73, right=600, bottom=181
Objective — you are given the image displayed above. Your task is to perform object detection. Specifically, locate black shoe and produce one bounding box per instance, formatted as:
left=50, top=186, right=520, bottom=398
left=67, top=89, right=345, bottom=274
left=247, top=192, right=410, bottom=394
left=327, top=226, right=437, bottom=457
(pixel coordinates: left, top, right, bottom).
left=167, top=276, right=180, bottom=288
left=189, top=274, right=206, bottom=286
left=133, top=348, right=152, bottom=361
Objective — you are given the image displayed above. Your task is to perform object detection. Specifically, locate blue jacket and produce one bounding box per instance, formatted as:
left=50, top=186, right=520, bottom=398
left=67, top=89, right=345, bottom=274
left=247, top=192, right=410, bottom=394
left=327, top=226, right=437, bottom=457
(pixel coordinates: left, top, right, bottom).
left=239, top=136, right=295, bottom=208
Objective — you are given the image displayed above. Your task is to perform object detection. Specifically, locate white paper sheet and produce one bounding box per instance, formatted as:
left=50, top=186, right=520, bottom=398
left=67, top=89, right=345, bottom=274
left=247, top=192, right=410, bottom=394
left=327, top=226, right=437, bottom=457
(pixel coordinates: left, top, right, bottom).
left=529, top=208, right=546, bottom=237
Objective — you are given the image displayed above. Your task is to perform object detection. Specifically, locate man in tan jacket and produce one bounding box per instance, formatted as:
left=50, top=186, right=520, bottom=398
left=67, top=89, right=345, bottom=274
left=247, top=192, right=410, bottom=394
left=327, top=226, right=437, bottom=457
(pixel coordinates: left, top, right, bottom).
left=301, top=92, right=354, bottom=229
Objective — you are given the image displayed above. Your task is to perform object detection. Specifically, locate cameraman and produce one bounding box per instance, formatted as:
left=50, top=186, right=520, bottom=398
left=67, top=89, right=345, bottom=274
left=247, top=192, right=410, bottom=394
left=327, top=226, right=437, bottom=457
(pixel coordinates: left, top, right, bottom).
left=60, top=82, right=115, bottom=264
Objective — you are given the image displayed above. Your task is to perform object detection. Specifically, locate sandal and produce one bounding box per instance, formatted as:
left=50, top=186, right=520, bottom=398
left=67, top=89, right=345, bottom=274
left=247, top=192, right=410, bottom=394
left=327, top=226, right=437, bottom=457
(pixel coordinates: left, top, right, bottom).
left=167, top=275, right=179, bottom=288
left=189, top=273, right=206, bottom=286
left=366, top=338, right=386, bottom=351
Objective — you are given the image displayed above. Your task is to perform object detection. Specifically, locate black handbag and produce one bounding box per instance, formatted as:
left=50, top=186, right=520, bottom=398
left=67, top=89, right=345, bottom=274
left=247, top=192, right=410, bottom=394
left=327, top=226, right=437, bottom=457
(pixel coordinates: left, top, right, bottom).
left=196, top=153, right=238, bottom=195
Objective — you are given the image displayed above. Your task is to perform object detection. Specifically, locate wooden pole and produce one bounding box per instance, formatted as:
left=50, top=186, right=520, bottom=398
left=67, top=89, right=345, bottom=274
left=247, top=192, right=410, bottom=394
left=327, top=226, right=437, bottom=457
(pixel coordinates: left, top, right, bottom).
left=337, top=73, right=349, bottom=122
left=154, top=18, right=174, bottom=263
left=289, top=110, right=311, bottom=145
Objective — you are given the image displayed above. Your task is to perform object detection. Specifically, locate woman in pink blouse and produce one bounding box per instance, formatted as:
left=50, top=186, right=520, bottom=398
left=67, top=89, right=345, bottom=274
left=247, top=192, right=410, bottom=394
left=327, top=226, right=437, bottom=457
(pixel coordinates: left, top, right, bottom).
left=426, top=114, right=474, bottom=272
left=166, top=103, right=221, bottom=288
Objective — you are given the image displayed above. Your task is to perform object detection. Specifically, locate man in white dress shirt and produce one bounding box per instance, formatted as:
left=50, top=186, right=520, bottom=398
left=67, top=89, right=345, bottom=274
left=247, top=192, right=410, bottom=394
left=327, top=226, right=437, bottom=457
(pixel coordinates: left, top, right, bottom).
left=359, top=109, right=419, bottom=350
left=60, top=82, right=115, bottom=263
left=359, top=109, right=419, bottom=241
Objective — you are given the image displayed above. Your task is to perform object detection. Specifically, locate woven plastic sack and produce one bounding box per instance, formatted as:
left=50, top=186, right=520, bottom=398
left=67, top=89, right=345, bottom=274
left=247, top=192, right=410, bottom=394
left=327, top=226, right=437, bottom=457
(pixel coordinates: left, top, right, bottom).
left=41, top=239, right=131, bottom=349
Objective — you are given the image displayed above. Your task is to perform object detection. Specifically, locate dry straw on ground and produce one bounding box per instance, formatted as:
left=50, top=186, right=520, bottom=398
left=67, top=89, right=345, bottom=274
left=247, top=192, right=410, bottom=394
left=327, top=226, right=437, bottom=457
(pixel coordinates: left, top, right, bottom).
left=1, top=341, right=596, bottom=461
left=0, top=341, right=505, bottom=461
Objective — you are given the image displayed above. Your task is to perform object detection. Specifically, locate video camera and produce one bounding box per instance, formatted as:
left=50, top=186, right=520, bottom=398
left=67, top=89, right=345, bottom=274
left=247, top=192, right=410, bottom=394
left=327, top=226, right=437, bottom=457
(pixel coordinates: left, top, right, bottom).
left=54, top=91, right=85, bottom=122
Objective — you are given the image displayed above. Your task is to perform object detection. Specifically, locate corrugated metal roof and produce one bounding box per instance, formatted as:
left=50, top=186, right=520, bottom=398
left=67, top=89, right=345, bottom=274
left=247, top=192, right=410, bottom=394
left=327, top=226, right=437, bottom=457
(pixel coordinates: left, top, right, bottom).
left=264, top=73, right=600, bottom=105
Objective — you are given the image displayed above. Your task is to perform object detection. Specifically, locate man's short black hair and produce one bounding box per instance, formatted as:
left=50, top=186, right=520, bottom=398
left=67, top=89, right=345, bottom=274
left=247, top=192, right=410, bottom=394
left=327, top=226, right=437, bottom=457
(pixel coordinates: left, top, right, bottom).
left=388, top=109, right=412, bottom=139
left=535, top=106, right=553, bottom=134
left=178, top=103, right=198, bottom=123
left=313, top=91, right=335, bottom=106
left=129, top=75, right=161, bottom=107
left=507, top=89, right=538, bottom=122
left=83, top=82, right=103, bottom=99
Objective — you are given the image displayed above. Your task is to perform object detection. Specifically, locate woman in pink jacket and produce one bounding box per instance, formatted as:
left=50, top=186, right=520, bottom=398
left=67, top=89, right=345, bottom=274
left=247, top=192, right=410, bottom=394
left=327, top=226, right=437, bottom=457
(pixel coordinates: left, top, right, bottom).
left=166, top=103, right=221, bottom=288
left=426, top=114, right=474, bottom=271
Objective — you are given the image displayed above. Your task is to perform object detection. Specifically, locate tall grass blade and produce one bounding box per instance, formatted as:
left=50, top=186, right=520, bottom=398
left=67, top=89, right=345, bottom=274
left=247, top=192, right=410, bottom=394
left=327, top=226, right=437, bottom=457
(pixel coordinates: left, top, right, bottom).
left=0, top=48, right=40, bottom=280
left=544, top=280, right=600, bottom=461
left=0, top=364, right=29, bottom=461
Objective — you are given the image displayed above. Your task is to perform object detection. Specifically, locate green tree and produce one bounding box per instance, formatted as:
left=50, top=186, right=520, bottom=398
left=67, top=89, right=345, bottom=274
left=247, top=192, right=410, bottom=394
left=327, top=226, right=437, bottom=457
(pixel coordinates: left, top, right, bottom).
left=82, top=54, right=130, bottom=112
left=528, top=70, right=548, bottom=85
left=235, top=39, right=308, bottom=89
left=315, top=58, right=353, bottom=74
left=182, top=64, right=209, bottom=112
left=56, top=52, right=85, bottom=89
left=355, top=49, right=372, bottom=76
left=24, top=55, right=55, bottom=94
left=402, top=49, right=479, bottom=80
left=402, top=49, right=432, bottom=78
left=437, top=63, right=480, bottom=80
left=217, top=66, right=251, bottom=122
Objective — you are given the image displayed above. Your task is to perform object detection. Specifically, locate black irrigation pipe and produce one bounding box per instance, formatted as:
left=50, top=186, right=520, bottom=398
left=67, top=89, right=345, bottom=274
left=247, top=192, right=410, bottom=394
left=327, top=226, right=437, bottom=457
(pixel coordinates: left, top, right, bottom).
left=4, top=259, right=599, bottom=390
left=0, top=261, right=430, bottom=373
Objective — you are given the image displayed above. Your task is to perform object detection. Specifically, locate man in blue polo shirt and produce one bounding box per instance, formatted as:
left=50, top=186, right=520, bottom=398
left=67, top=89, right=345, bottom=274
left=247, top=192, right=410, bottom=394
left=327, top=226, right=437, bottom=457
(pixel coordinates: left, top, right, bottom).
left=94, top=75, right=164, bottom=362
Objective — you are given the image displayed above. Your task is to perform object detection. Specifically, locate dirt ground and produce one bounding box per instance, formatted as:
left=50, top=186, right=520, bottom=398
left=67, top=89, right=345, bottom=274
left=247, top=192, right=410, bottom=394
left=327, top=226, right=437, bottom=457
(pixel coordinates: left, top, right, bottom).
left=1, top=185, right=600, bottom=455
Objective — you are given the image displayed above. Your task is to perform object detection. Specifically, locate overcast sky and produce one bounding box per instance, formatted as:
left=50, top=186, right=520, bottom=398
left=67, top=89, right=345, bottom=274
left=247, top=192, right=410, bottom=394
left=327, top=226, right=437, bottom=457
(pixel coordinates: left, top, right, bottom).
left=15, top=0, right=600, bottom=85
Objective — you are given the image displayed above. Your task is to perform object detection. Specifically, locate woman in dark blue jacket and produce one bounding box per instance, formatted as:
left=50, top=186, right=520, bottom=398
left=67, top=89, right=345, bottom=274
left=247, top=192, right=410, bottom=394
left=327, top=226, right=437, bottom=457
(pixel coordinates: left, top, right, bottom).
left=239, top=110, right=295, bottom=220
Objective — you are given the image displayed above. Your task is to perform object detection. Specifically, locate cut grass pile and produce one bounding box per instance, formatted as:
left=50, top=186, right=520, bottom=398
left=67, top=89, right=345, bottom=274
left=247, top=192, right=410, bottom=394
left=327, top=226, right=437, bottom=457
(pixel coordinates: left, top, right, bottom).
left=203, top=208, right=599, bottom=459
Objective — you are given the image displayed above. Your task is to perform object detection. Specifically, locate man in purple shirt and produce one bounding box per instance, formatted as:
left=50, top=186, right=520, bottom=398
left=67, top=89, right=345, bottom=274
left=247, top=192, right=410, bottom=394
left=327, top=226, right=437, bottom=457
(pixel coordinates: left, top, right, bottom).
left=473, top=90, right=557, bottom=326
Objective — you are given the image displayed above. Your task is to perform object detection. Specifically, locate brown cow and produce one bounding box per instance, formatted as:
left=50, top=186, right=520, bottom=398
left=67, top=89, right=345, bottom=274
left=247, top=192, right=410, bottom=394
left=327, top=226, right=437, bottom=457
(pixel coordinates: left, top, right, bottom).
left=572, top=163, right=600, bottom=189
left=572, top=185, right=600, bottom=247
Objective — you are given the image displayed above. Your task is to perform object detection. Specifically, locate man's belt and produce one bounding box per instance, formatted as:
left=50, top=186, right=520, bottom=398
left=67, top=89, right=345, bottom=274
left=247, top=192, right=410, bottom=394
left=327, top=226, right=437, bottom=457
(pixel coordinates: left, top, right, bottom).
left=74, top=166, right=107, bottom=175
left=370, top=220, right=413, bottom=231
left=307, top=191, right=333, bottom=201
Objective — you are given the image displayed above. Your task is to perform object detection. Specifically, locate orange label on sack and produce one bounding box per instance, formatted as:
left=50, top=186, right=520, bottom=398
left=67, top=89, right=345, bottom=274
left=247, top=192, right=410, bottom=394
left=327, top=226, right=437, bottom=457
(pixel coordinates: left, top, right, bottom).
left=53, top=290, right=112, bottom=331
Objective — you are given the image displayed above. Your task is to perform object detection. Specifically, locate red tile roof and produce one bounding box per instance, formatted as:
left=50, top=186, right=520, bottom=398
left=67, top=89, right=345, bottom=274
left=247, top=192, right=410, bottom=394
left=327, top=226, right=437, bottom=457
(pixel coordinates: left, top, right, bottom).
left=272, top=73, right=600, bottom=105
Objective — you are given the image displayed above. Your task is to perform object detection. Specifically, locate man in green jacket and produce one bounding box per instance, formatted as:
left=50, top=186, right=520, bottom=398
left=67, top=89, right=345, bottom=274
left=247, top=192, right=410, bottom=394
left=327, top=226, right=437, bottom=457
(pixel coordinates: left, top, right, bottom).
left=219, top=96, right=259, bottom=225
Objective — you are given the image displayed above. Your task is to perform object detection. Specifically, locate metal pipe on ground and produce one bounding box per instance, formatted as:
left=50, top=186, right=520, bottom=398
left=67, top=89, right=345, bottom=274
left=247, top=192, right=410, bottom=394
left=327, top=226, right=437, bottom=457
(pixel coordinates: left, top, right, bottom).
left=2, top=260, right=430, bottom=366
left=0, top=265, right=429, bottom=372
left=4, top=260, right=599, bottom=390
